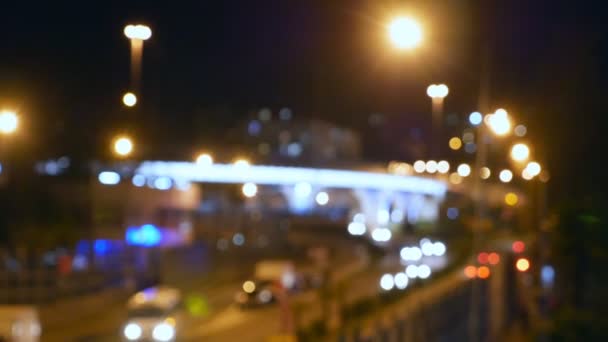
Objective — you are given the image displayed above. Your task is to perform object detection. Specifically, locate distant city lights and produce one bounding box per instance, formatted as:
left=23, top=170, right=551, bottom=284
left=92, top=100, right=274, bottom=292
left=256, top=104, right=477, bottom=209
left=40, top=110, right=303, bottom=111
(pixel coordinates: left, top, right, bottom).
left=480, top=167, right=491, bottom=180
left=132, top=174, right=146, bottom=187
left=457, top=164, right=471, bottom=177
left=394, top=272, right=409, bottom=289
left=371, top=228, right=392, bottom=242
left=242, top=182, right=258, bottom=198
left=449, top=137, right=462, bottom=150
left=294, top=182, right=312, bottom=197
left=315, top=191, right=329, bottom=206
left=413, top=160, right=426, bottom=173
left=499, top=169, right=513, bottom=183
left=122, top=92, right=137, bottom=107
left=505, top=192, right=519, bottom=206
left=400, top=246, right=422, bottom=261
left=196, top=153, right=213, bottom=166
left=469, top=112, right=483, bottom=126
left=98, top=171, right=120, bottom=185
left=380, top=273, right=395, bottom=291
left=425, top=160, right=438, bottom=174
left=437, top=160, right=450, bottom=174
left=512, top=240, right=526, bottom=253
left=347, top=222, right=366, bottom=236
left=113, top=136, right=134, bottom=157
left=516, top=258, right=530, bottom=272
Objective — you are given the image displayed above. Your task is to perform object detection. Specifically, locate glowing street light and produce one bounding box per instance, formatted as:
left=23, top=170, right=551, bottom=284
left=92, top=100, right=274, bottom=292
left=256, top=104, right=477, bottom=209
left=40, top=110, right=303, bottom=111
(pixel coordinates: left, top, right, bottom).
left=487, top=109, right=511, bottom=136
left=387, top=17, right=422, bottom=50
left=124, top=24, right=152, bottom=92
left=0, top=110, right=18, bottom=134
left=113, top=136, right=133, bottom=157
left=457, top=163, right=471, bottom=177
left=525, top=161, right=542, bottom=177
left=242, top=182, right=258, bottom=198
left=510, top=143, right=530, bottom=162
left=426, top=84, right=449, bottom=99
left=234, top=158, right=250, bottom=168
left=124, top=25, right=152, bottom=40
left=427, top=84, right=448, bottom=158
left=499, top=169, right=513, bottom=183
left=196, top=153, right=213, bottom=166
left=449, top=137, right=462, bottom=150
left=122, top=92, right=137, bottom=107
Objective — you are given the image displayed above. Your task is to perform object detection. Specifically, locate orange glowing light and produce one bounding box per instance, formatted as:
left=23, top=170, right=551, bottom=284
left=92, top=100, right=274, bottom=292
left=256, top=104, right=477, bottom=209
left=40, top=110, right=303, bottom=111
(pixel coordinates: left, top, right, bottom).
left=464, top=265, right=477, bottom=279
left=477, top=266, right=490, bottom=279
left=488, top=252, right=500, bottom=265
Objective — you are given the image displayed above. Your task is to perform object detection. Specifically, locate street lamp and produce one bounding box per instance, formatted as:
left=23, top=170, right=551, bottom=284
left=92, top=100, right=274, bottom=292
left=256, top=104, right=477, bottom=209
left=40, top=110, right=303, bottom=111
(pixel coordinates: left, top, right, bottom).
left=122, top=92, right=137, bottom=107
left=0, top=110, right=18, bottom=135
left=196, top=153, right=213, bottom=166
left=486, top=109, right=511, bottom=136
left=427, top=84, right=449, bottom=158
left=510, top=143, right=530, bottom=162
left=113, top=136, right=134, bottom=157
left=387, top=17, right=423, bottom=50
left=124, top=24, right=152, bottom=92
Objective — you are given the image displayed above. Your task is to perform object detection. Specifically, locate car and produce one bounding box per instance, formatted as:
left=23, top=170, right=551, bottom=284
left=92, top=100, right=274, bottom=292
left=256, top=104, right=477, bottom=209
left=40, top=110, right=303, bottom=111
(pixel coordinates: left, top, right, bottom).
left=122, top=286, right=183, bottom=342
left=234, top=279, right=277, bottom=308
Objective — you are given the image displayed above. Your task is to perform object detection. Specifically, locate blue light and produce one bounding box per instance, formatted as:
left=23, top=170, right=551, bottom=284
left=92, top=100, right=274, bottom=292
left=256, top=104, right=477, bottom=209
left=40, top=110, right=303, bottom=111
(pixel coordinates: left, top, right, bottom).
left=469, top=112, right=483, bottom=126
left=98, top=171, right=120, bottom=185
left=447, top=207, right=459, bottom=220
left=126, top=224, right=162, bottom=247
left=154, top=176, right=172, bottom=190
left=248, top=120, right=262, bottom=136
left=132, top=174, right=146, bottom=187
left=94, top=240, right=110, bottom=254
left=541, top=265, right=555, bottom=287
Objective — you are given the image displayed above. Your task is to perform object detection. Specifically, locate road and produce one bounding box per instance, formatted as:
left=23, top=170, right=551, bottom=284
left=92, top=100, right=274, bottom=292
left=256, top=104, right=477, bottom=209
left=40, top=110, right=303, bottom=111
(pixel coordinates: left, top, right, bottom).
left=42, top=228, right=364, bottom=341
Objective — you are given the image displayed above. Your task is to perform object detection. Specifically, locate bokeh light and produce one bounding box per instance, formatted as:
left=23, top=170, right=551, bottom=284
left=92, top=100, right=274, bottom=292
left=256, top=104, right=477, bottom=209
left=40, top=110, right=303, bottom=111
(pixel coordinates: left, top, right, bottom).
left=510, top=143, right=530, bottom=162
left=388, top=17, right=423, bottom=50
left=457, top=163, right=471, bottom=177
left=464, top=265, right=477, bottom=279
left=488, top=252, right=500, bottom=265
left=425, top=160, right=438, bottom=174
left=499, top=169, right=513, bottom=183
left=242, top=182, right=258, bottom=198
left=505, top=192, right=519, bottom=206
left=113, top=136, right=133, bottom=157
left=480, top=167, right=491, bottom=179
left=413, top=160, right=426, bottom=173
left=449, top=137, right=462, bottom=150
left=437, top=160, right=450, bottom=174
left=469, top=112, right=483, bottom=126
left=122, top=92, right=137, bottom=107
left=516, top=258, right=530, bottom=272
left=449, top=172, right=463, bottom=185
left=477, top=266, right=491, bottom=279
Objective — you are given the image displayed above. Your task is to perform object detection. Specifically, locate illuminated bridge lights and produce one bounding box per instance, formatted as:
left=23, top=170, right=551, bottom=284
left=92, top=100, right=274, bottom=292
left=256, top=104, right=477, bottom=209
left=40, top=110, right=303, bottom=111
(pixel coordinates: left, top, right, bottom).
left=134, top=162, right=447, bottom=198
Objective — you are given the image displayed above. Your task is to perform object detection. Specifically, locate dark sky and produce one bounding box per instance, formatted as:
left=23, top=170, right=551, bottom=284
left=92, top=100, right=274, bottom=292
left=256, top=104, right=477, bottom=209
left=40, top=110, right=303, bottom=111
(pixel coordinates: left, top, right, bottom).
left=1, top=0, right=607, bottom=199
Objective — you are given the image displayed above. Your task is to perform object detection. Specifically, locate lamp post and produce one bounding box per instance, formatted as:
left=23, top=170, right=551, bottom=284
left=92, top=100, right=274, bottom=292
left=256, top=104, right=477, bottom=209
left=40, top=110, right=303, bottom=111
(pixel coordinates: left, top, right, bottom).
left=124, top=24, right=152, bottom=93
left=427, top=84, right=449, bottom=158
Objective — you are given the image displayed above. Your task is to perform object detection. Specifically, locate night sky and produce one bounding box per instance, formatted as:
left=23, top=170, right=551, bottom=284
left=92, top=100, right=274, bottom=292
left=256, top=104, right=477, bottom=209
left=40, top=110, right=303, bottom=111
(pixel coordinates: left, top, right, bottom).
left=1, top=0, right=607, bottom=200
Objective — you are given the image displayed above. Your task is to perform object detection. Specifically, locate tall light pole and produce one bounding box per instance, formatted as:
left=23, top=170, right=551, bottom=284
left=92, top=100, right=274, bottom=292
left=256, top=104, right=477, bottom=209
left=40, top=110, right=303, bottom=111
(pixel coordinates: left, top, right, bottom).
left=427, top=84, right=449, bottom=159
left=124, top=24, right=152, bottom=94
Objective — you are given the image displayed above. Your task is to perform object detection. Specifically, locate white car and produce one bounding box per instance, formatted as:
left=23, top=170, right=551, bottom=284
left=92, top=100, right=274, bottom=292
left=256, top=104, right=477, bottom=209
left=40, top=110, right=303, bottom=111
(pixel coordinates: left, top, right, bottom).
left=122, top=286, right=183, bottom=342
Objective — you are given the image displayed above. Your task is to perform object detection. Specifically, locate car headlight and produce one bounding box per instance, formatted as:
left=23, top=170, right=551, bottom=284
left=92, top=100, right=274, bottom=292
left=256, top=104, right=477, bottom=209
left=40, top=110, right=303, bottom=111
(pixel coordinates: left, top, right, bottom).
left=123, top=323, right=142, bottom=341
left=152, top=323, right=175, bottom=341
